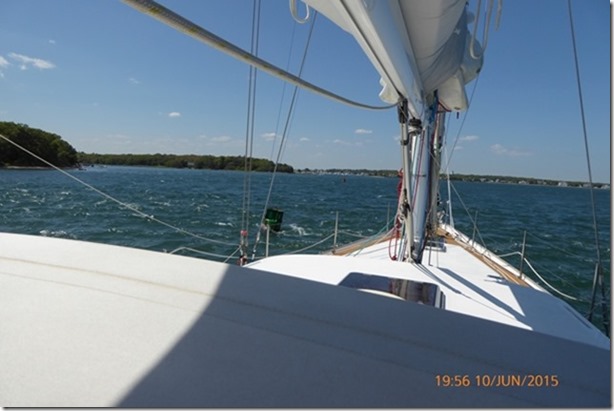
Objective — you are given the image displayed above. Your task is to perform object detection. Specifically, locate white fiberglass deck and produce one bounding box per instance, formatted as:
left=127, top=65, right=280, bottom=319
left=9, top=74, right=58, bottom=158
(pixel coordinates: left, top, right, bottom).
left=0, top=232, right=610, bottom=407
left=248, top=237, right=610, bottom=350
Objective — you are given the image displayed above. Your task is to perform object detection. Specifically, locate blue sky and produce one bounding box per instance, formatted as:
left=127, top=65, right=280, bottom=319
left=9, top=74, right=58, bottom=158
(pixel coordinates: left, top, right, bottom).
left=0, top=0, right=610, bottom=182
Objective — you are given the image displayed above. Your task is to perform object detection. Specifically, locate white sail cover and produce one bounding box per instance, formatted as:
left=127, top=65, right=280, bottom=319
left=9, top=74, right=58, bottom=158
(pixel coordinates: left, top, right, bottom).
left=303, top=0, right=482, bottom=114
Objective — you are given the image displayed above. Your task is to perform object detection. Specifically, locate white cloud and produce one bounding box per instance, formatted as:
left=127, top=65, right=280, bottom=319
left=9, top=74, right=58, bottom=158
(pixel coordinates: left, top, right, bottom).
left=491, top=144, right=506, bottom=155
left=209, top=135, right=232, bottom=143
left=129, top=77, right=140, bottom=85
left=332, top=139, right=363, bottom=147
left=299, top=137, right=310, bottom=142
left=168, top=111, right=181, bottom=118
left=490, top=143, right=533, bottom=157
left=354, top=128, right=372, bottom=134
left=0, top=56, right=8, bottom=78
left=48, top=39, right=56, bottom=45
left=460, top=135, right=479, bottom=142
left=261, top=132, right=277, bottom=141
left=8, top=52, right=55, bottom=70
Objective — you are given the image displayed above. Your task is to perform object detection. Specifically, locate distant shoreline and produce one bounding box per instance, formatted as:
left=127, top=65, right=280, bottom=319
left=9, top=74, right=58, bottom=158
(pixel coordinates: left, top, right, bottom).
left=1, top=163, right=608, bottom=190
left=296, top=168, right=611, bottom=189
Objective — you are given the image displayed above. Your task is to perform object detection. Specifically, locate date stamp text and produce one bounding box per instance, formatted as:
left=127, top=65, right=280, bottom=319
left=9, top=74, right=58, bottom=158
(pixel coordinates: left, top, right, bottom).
left=435, top=374, right=559, bottom=388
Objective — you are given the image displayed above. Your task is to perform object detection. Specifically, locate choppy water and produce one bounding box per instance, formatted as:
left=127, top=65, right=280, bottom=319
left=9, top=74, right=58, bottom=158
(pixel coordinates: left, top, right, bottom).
left=1, top=166, right=610, bottom=331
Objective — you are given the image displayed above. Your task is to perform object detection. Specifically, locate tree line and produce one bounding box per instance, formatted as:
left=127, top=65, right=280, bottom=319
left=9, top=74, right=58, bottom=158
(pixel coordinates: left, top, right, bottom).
left=0, top=121, right=294, bottom=173
left=0, top=121, right=79, bottom=168
left=78, top=153, right=294, bottom=173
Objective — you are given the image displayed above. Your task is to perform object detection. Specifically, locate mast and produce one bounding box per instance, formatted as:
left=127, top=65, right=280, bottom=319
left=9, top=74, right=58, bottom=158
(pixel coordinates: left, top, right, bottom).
left=399, top=97, right=448, bottom=264
left=398, top=100, right=414, bottom=261
left=398, top=97, right=446, bottom=264
left=428, top=110, right=446, bottom=239
left=407, top=98, right=445, bottom=264
left=408, top=113, right=431, bottom=263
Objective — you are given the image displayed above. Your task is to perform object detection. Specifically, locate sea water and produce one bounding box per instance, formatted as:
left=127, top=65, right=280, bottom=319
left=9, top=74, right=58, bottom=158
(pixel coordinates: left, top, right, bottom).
left=1, top=166, right=610, bottom=331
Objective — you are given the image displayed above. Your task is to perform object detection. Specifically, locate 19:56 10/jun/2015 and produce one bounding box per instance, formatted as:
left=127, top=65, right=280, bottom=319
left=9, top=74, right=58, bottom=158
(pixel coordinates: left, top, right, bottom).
left=435, top=374, right=559, bottom=388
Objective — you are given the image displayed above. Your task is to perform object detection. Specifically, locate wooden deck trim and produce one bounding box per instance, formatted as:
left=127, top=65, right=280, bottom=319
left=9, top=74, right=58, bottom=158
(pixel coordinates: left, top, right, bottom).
left=438, top=229, right=529, bottom=287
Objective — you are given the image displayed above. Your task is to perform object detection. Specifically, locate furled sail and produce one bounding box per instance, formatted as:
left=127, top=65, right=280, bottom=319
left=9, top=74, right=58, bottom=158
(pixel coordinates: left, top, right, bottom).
left=303, top=0, right=483, bottom=114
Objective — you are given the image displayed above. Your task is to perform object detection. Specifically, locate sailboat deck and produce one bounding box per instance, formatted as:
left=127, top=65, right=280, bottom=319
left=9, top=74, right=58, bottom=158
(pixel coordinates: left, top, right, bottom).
left=0, top=232, right=609, bottom=407
left=248, top=236, right=609, bottom=350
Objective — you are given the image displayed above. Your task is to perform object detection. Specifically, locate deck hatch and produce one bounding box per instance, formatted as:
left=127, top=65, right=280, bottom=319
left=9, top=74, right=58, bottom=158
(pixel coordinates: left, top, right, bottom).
left=339, top=272, right=445, bottom=309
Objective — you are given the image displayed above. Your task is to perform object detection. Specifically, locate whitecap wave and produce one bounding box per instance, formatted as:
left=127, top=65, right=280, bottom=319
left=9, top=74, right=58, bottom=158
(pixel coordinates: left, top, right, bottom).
left=39, top=229, right=75, bottom=239
left=289, top=223, right=307, bottom=236
left=214, top=221, right=233, bottom=227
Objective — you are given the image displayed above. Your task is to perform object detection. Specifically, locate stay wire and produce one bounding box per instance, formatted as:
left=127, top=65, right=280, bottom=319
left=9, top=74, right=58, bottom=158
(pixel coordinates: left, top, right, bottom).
left=567, top=0, right=608, bottom=330
left=443, top=74, right=481, bottom=172
left=567, top=0, right=603, bottom=269
left=251, top=12, right=318, bottom=260
left=241, top=0, right=262, bottom=244
left=269, top=22, right=297, bottom=162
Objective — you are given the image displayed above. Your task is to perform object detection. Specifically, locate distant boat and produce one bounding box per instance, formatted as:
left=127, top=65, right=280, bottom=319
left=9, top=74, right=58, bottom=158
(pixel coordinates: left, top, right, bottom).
left=0, top=0, right=609, bottom=407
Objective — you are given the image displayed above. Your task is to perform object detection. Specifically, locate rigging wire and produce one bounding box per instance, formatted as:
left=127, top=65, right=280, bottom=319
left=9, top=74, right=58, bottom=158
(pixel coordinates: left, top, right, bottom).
left=566, top=0, right=608, bottom=332
left=443, top=0, right=608, bottom=333
left=497, top=249, right=594, bottom=300
left=121, top=0, right=395, bottom=111
left=526, top=230, right=603, bottom=265
left=442, top=74, right=481, bottom=172
left=0, top=133, right=236, bottom=247
left=440, top=72, right=480, bottom=232
left=251, top=12, right=319, bottom=259
left=446, top=179, right=601, bottom=307
left=447, top=180, right=487, bottom=248
left=239, top=0, right=262, bottom=264
left=445, top=0, right=500, bottom=170
left=268, top=22, right=298, bottom=162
